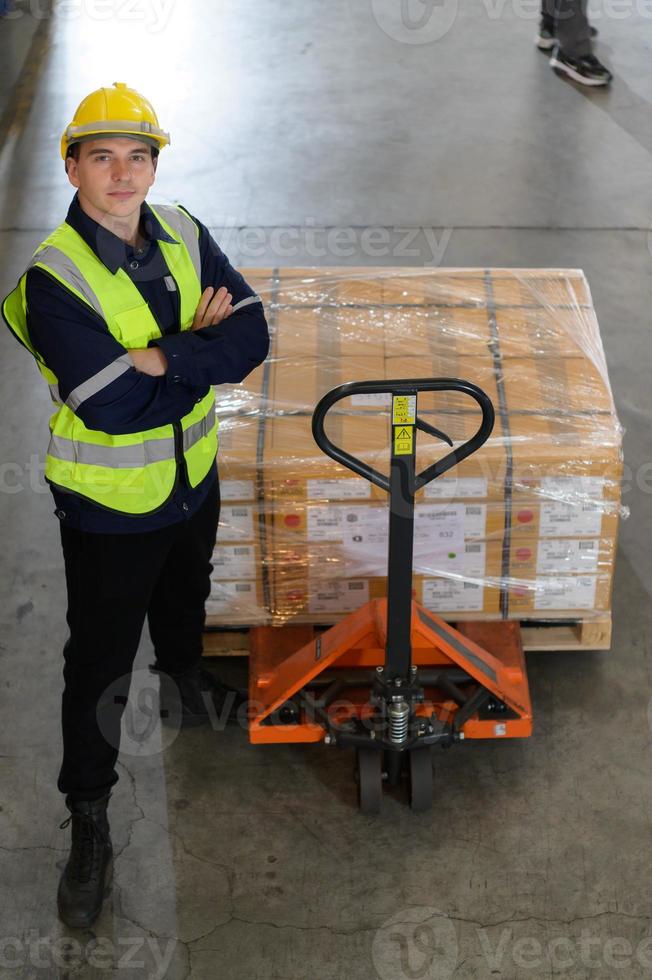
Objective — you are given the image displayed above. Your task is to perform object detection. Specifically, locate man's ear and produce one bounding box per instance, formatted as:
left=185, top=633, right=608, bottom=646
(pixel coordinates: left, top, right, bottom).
left=65, top=156, right=80, bottom=188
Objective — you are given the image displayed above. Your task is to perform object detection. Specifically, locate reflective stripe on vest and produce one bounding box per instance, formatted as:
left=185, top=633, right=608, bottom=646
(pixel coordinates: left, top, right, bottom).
left=49, top=433, right=174, bottom=467
left=64, top=353, right=133, bottom=411
left=153, top=205, right=201, bottom=284
left=47, top=400, right=216, bottom=468
left=28, top=245, right=104, bottom=317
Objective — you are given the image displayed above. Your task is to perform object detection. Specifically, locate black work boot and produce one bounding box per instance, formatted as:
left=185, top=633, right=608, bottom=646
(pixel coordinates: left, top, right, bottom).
left=57, top=793, right=113, bottom=928
left=151, top=663, right=246, bottom=729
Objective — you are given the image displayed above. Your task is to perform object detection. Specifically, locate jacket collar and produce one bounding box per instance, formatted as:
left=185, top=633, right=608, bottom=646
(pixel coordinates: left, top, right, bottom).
left=64, top=192, right=178, bottom=274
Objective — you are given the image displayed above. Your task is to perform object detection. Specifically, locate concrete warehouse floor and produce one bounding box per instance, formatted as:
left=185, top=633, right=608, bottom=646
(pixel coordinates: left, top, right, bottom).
left=1, top=2, right=652, bottom=979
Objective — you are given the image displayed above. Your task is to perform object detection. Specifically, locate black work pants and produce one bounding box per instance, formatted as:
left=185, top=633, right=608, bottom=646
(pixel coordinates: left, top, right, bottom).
left=57, top=478, right=220, bottom=802
left=542, top=0, right=592, bottom=58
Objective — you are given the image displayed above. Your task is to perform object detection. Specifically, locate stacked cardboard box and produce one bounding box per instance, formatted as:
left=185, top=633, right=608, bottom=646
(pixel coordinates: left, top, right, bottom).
left=205, top=268, right=624, bottom=628
left=205, top=415, right=268, bottom=625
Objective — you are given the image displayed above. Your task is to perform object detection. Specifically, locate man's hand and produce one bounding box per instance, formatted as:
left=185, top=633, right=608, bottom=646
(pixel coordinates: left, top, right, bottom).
left=128, top=347, right=168, bottom=377
left=192, top=286, right=233, bottom=331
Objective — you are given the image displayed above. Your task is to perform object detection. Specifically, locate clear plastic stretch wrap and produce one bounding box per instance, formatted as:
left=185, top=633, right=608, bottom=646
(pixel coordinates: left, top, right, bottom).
left=205, top=268, right=626, bottom=628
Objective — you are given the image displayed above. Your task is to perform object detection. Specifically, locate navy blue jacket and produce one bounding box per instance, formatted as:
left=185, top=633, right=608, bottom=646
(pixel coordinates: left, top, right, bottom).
left=22, top=194, right=269, bottom=533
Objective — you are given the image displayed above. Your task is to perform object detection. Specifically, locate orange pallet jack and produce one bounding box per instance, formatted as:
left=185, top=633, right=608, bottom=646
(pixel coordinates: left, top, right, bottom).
left=248, top=380, right=533, bottom=813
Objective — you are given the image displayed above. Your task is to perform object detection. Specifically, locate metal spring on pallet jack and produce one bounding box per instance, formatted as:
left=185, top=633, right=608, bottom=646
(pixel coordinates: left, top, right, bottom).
left=389, top=699, right=409, bottom=743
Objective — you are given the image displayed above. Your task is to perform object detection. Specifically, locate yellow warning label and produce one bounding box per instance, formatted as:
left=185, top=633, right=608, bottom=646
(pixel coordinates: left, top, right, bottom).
left=394, top=426, right=414, bottom=455
left=392, top=395, right=416, bottom=425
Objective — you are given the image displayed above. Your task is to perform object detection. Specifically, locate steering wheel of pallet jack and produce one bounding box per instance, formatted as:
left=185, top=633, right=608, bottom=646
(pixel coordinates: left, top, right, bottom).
left=356, top=748, right=383, bottom=814
left=409, top=747, right=434, bottom=813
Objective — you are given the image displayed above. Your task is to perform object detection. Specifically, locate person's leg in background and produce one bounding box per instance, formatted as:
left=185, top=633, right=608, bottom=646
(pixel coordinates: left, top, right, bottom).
left=57, top=521, right=175, bottom=927
left=553, top=0, right=592, bottom=57
left=537, top=0, right=558, bottom=50
left=536, top=0, right=611, bottom=85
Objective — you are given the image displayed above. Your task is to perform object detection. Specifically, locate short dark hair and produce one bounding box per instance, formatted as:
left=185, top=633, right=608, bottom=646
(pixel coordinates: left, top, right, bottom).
left=65, top=143, right=159, bottom=162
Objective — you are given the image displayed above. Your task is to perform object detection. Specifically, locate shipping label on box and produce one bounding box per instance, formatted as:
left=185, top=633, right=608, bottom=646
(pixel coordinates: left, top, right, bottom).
left=508, top=573, right=612, bottom=613
left=417, top=503, right=490, bottom=539
left=351, top=392, right=391, bottom=407
left=296, top=511, right=488, bottom=579
left=539, top=500, right=603, bottom=537
left=308, top=579, right=370, bottom=615
left=340, top=507, right=388, bottom=573
left=539, top=476, right=605, bottom=501
left=456, top=542, right=487, bottom=577
left=338, top=505, right=472, bottom=577
left=306, top=477, right=371, bottom=500
left=206, top=579, right=265, bottom=619
left=421, top=578, right=486, bottom=613
left=306, top=505, right=343, bottom=542
left=460, top=503, right=488, bottom=538
left=414, top=503, right=466, bottom=545
left=424, top=477, right=489, bottom=500
left=534, top=576, right=598, bottom=611
left=536, top=539, right=600, bottom=575
left=218, top=505, right=257, bottom=542
left=211, top=544, right=257, bottom=581
left=220, top=480, right=256, bottom=502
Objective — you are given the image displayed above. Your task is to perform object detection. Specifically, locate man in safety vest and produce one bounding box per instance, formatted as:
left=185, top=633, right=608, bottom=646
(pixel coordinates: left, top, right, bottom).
left=2, top=82, right=269, bottom=928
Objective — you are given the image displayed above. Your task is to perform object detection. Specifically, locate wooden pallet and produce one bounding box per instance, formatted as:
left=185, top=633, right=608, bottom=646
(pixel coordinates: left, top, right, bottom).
left=202, top=613, right=612, bottom=658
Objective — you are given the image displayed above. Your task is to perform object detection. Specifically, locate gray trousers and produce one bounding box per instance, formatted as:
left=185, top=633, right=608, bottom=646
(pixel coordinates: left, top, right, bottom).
left=541, top=0, right=592, bottom=57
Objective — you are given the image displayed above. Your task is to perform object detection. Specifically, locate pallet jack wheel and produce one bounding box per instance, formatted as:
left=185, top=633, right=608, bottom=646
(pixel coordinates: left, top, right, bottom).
left=356, top=748, right=383, bottom=814
left=409, top=747, right=433, bottom=813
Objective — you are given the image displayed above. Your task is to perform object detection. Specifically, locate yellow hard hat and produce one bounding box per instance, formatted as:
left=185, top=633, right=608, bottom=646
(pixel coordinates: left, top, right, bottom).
left=60, top=81, right=170, bottom=159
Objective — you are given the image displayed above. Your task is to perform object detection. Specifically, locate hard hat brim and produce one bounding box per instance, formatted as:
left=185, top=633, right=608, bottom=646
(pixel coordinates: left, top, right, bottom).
left=66, top=132, right=161, bottom=153
left=60, top=117, right=170, bottom=159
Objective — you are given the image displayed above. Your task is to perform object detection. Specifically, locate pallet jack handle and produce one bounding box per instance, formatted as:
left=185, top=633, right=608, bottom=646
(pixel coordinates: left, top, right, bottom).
left=312, top=378, right=495, bottom=681
left=312, top=377, right=495, bottom=493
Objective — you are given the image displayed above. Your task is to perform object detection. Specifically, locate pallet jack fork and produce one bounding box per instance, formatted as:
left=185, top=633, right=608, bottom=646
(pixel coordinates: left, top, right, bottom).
left=249, top=380, right=533, bottom=813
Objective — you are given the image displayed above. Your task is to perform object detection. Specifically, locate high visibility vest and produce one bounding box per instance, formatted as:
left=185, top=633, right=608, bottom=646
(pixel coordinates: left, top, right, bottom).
left=1, top=204, right=218, bottom=515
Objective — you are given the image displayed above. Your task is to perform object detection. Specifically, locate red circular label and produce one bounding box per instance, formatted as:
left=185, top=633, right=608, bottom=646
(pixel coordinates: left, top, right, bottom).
left=516, top=509, right=534, bottom=524
left=284, top=514, right=301, bottom=528
left=515, top=547, right=532, bottom=561
left=286, top=590, right=303, bottom=602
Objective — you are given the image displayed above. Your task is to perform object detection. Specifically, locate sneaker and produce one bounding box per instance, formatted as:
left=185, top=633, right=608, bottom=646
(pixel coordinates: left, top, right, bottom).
left=536, top=20, right=598, bottom=51
left=535, top=18, right=556, bottom=50
left=550, top=47, right=612, bottom=86
left=57, top=793, right=113, bottom=928
left=152, top=663, right=246, bottom=729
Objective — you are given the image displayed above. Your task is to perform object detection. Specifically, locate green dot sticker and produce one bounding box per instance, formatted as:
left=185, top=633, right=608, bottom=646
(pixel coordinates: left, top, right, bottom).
left=448, top=552, right=457, bottom=559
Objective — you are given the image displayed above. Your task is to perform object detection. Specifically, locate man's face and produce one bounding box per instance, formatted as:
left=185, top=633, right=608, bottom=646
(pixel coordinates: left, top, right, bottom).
left=65, top=136, right=157, bottom=221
